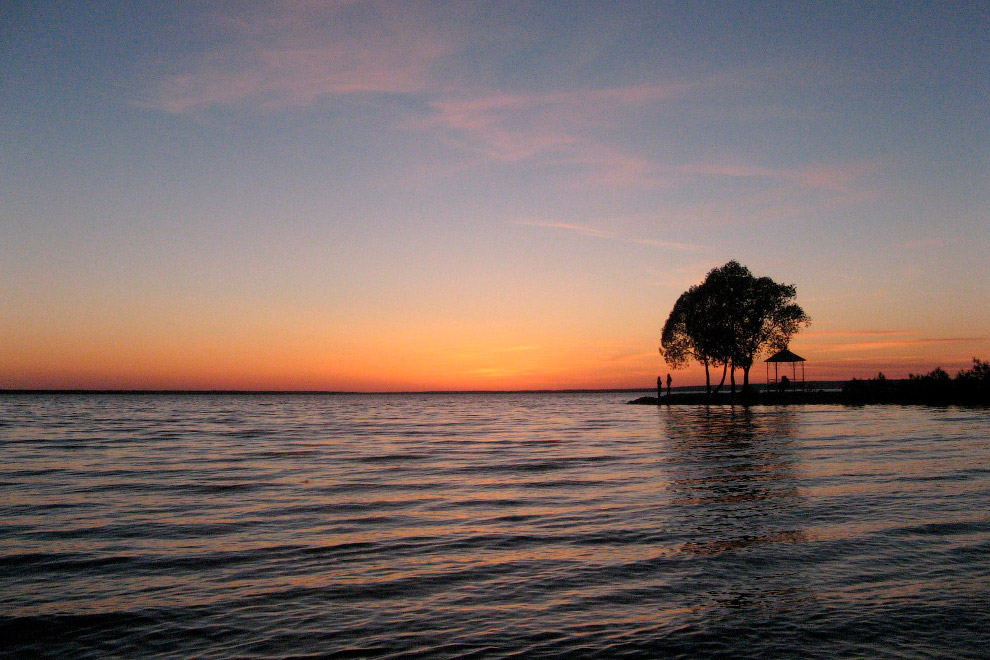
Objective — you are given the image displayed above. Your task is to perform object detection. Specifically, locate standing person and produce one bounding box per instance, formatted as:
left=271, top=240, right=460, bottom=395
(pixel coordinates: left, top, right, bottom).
left=657, top=376, right=663, bottom=401
left=666, top=373, right=672, bottom=397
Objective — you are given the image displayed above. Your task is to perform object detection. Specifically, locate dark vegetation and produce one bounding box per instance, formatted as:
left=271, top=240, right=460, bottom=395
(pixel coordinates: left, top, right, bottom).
left=841, top=358, right=990, bottom=405
left=630, top=358, right=990, bottom=406
left=660, top=261, right=809, bottom=394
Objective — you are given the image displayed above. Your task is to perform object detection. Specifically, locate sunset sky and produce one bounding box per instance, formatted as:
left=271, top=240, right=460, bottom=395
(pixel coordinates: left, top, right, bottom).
left=2, top=1, right=987, bottom=391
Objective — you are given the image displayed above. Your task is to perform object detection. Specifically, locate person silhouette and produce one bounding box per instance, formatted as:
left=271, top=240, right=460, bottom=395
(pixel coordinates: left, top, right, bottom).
left=666, top=373, right=672, bottom=397
left=780, top=374, right=790, bottom=392
left=657, top=376, right=663, bottom=400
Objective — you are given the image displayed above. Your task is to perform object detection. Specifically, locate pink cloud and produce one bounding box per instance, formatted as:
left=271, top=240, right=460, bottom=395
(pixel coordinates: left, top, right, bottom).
left=426, top=84, right=687, bottom=164
left=814, top=337, right=986, bottom=352
left=138, top=6, right=885, bottom=212
left=678, top=163, right=780, bottom=179
left=559, top=146, right=675, bottom=188
left=791, top=161, right=878, bottom=192
left=678, top=159, right=880, bottom=194
left=140, top=3, right=451, bottom=113
left=802, top=329, right=911, bottom=338
left=143, top=3, right=688, bottom=121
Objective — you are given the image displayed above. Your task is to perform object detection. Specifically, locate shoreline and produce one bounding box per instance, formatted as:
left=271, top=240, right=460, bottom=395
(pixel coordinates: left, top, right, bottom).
left=629, top=390, right=989, bottom=407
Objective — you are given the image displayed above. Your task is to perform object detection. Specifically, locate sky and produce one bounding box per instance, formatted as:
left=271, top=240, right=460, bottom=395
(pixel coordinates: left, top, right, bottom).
left=1, top=1, right=987, bottom=391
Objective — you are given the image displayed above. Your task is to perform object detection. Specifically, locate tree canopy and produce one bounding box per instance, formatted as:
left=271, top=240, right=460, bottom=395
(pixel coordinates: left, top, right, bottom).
left=660, top=261, right=809, bottom=393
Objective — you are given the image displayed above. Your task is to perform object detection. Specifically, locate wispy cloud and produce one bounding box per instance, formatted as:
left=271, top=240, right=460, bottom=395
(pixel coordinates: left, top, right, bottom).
left=603, top=350, right=658, bottom=364
left=899, top=236, right=963, bottom=249
left=513, top=219, right=705, bottom=252
left=816, top=336, right=986, bottom=352
left=425, top=84, right=689, bottom=163
left=801, top=326, right=987, bottom=354
left=136, top=3, right=883, bottom=211
left=425, top=90, right=869, bottom=197
left=139, top=2, right=451, bottom=113
left=802, top=329, right=911, bottom=338
left=136, top=5, right=695, bottom=191
left=678, top=160, right=879, bottom=194
left=513, top=220, right=612, bottom=238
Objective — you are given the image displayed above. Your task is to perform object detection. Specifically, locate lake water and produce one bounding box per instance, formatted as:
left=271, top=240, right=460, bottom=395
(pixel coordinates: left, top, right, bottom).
left=2, top=393, right=989, bottom=658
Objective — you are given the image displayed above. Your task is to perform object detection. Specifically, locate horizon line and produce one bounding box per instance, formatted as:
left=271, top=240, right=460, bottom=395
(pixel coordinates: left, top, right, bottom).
left=0, top=381, right=853, bottom=396
left=0, top=388, right=655, bottom=396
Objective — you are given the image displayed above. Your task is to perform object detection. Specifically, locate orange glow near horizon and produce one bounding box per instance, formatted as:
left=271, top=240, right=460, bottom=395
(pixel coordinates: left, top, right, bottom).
left=2, top=333, right=659, bottom=391
left=2, top=268, right=985, bottom=391
left=3, top=318, right=985, bottom=391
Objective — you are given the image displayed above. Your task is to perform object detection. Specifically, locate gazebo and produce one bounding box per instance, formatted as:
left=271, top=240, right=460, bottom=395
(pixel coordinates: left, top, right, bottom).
left=765, top=348, right=806, bottom=391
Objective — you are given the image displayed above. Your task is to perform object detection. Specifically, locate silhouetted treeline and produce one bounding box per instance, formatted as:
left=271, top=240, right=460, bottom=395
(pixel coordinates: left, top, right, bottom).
left=842, top=358, right=990, bottom=405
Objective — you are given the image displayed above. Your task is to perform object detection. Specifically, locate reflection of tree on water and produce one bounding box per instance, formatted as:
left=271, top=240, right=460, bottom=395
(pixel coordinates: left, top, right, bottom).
left=661, top=406, right=800, bottom=518
left=656, top=406, right=813, bottom=622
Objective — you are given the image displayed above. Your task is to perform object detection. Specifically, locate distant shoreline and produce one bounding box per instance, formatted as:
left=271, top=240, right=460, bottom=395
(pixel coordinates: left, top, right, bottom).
left=630, top=389, right=989, bottom=407
left=0, top=381, right=856, bottom=395
left=0, top=388, right=658, bottom=396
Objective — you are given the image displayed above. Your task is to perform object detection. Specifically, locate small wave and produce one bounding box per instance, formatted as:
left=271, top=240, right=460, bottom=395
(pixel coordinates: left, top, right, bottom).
left=889, top=519, right=990, bottom=538
left=350, top=453, right=432, bottom=464
left=179, top=482, right=263, bottom=495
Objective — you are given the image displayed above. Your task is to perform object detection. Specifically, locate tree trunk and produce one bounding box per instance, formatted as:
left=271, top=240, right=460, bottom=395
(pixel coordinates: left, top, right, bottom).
left=743, top=365, right=751, bottom=393
left=729, top=360, right=736, bottom=395
left=704, top=359, right=711, bottom=395
left=712, top=362, right=728, bottom=394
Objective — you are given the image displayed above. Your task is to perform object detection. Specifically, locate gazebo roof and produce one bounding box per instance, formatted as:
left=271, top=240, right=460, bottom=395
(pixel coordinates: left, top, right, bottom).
left=765, top=348, right=806, bottom=363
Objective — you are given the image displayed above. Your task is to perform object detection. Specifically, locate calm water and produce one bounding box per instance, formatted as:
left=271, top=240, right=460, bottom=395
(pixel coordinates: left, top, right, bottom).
left=2, top=393, right=988, bottom=659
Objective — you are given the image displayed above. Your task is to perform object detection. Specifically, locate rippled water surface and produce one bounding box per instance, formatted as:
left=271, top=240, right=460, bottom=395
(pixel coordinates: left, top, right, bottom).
left=2, top=393, right=989, bottom=658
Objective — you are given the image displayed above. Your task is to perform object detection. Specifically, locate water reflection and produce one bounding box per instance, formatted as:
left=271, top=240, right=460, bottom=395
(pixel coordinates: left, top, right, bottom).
left=657, top=406, right=811, bottom=614
left=662, top=406, right=800, bottom=509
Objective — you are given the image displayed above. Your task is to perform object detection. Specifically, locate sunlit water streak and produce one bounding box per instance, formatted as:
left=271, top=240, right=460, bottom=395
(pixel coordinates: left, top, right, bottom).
left=1, top=393, right=988, bottom=658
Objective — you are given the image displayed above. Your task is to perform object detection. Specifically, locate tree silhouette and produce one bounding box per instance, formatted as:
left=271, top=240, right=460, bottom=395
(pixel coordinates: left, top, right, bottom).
left=660, top=261, right=809, bottom=394
left=660, top=279, right=734, bottom=395
left=661, top=285, right=719, bottom=394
